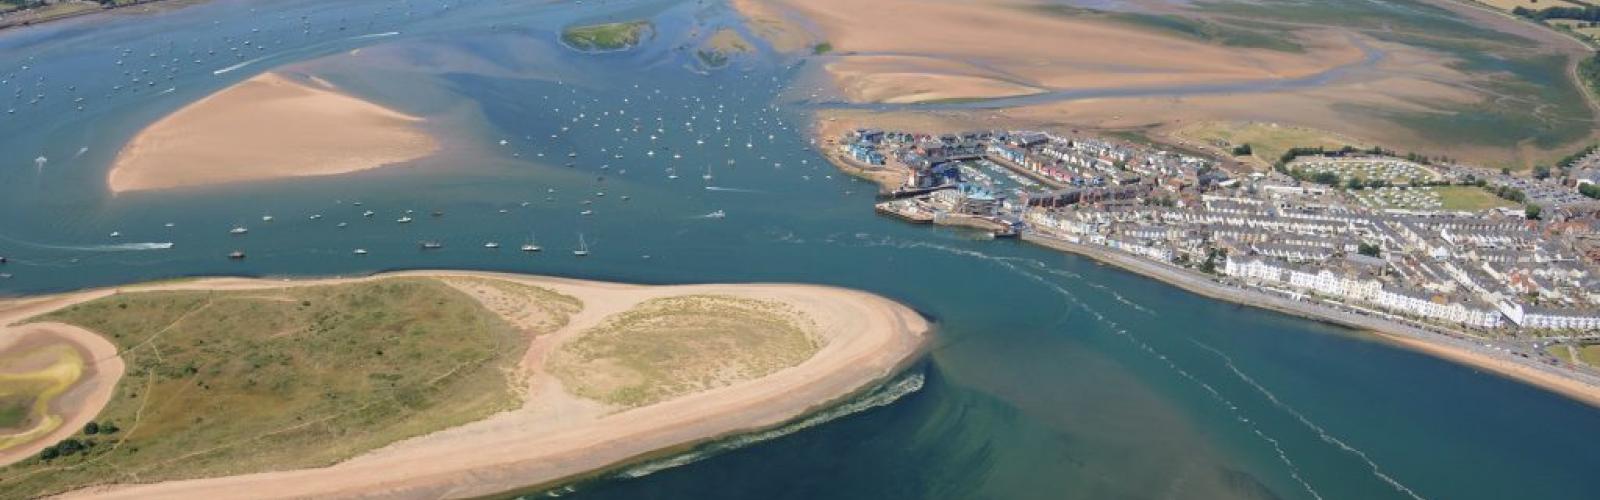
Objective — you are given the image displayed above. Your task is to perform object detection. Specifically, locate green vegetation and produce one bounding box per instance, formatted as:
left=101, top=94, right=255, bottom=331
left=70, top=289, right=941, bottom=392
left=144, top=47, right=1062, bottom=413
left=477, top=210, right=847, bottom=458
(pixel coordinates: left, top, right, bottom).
left=1437, top=186, right=1517, bottom=211
left=1579, top=53, right=1600, bottom=102
left=0, top=397, right=28, bottom=429
left=560, top=20, right=652, bottom=52
left=812, top=42, right=833, bottom=55
left=549, top=295, right=820, bottom=408
left=1580, top=345, right=1600, bottom=366
left=1549, top=345, right=1576, bottom=364
left=0, top=278, right=566, bottom=498
left=1358, top=242, right=1382, bottom=258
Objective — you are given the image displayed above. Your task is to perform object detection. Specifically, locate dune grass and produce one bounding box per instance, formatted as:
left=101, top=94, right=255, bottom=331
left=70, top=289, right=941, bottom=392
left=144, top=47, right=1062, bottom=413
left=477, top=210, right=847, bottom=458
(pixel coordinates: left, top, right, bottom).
left=549, top=295, right=821, bottom=408
left=0, top=277, right=563, bottom=498
left=561, top=20, right=652, bottom=52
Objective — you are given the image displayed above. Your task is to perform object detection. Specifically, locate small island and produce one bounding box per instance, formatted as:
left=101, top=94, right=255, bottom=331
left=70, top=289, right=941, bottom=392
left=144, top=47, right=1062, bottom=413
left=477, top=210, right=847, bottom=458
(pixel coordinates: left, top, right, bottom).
left=0, top=272, right=928, bottom=499
left=696, top=28, right=754, bottom=69
left=560, top=20, right=653, bottom=52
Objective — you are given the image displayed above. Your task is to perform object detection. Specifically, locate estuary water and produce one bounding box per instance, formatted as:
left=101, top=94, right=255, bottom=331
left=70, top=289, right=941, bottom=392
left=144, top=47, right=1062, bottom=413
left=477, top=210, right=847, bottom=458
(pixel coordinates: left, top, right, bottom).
left=0, top=1, right=1597, bottom=499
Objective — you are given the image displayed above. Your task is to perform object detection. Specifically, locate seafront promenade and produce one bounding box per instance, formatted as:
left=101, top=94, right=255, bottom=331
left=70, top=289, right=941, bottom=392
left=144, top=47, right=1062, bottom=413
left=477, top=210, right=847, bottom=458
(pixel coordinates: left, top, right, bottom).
left=1020, top=231, right=1600, bottom=406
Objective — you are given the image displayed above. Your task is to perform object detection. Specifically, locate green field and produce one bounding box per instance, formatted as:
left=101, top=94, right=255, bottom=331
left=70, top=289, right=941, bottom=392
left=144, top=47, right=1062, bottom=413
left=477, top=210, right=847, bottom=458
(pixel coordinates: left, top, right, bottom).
left=1580, top=345, right=1600, bottom=367
left=560, top=20, right=652, bottom=52
left=549, top=295, right=820, bottom=408
left=0, top=277, right=577, bottom=498
left=1436, top=186, right=1516, bottom=210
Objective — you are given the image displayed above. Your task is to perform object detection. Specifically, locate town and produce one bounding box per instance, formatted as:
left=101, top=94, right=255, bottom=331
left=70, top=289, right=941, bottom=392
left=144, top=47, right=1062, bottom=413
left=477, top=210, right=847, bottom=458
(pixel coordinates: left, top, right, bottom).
left=826, top=126, right=1600, bottom=369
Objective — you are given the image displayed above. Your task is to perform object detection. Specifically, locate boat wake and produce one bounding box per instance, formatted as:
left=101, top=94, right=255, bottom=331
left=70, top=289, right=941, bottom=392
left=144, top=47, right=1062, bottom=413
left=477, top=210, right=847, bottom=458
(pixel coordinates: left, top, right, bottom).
left=609, top=371, right=925, bottom=481
left=212, top=56, right=268, bottom=75
left=352, top=31, right=401, bottom=40
left=703, top=186, right=764, bottom=193
left=1191, top=340, right=1425, bottom=500
left=0, top=234, right=173, bottom=252
left=849, top=233, right=1327, bottom=499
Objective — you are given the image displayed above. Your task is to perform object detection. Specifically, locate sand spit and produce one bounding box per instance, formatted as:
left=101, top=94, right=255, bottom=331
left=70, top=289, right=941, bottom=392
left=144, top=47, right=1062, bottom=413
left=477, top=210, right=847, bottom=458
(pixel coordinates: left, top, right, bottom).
left=107, top=72, right=438, bottom=193
left=6, top=271, right=927, bottom=499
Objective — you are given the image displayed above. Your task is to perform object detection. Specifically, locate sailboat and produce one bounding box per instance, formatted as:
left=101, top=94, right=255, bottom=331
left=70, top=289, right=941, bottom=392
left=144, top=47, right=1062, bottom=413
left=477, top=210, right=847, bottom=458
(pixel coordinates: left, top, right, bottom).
left=702, top=163, right=714, bottom=181
left=521, top=232, right=542, bottom=252
left=573, top=233, right=590, bottom=257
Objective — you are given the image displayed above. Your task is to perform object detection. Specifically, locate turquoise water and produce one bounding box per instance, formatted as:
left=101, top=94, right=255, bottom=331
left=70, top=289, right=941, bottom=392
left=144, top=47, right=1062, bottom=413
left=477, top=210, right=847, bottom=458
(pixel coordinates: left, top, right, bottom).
left=1, top=1, right=1598, bottom=499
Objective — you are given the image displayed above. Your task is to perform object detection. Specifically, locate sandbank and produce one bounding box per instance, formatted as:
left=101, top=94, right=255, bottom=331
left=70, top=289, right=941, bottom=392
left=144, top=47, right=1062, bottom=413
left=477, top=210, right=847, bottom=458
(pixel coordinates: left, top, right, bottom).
left=0, top=271, right=927, bottom=499
left=107, top=72, right=438, bottom=193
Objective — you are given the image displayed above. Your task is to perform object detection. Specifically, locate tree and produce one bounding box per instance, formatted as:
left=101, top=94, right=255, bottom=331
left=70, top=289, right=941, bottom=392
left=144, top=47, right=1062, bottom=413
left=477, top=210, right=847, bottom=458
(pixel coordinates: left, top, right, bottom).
left=1581, top=183, right=1600, bottom=199
left=1358, top=242, right=1382, bottom=258
left=1346, top=177, right=1364, bottom=190
left=1232, top=143, right=1253, bottom=156
left=1311, top=172, right=1340, bottom=186
left=1534, top=165, right=1552, bottom=179
left=83, top=422, right=99, bottom=435
left=1526, top=204, right=1543, bottom=220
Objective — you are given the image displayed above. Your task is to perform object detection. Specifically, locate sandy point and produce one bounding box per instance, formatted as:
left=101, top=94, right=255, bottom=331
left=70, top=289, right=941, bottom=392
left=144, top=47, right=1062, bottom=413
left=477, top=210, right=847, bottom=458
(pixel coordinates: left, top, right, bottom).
left=7, top=271, right=927, bottom=499
left=106, top=72, right=439, bottom=193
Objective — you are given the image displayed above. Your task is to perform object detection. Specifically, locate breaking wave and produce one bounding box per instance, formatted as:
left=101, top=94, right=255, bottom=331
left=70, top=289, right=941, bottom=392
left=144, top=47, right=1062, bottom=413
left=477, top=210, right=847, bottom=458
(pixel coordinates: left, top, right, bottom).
left=612, top=371, right=925, bottom=480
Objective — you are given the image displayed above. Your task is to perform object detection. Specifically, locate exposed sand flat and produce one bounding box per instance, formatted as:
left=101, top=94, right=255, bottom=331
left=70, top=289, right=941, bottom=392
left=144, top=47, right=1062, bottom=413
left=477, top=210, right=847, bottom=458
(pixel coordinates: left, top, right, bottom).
left=107, top=72, right=438, bottom=193
left=741, top=0, right=1366, bottom=102
left=729, top=0, right=814, bottom=53
left=5, top=271, right=927, bottom=499
left=0, top=323, right=125, bottom=467
left=826, top=55, right=1044, bottom=104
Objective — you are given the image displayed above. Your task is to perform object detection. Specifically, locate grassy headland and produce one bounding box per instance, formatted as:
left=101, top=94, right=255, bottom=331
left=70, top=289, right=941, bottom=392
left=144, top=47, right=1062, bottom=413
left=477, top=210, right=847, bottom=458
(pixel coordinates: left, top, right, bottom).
left=549, top=295, right=820, bottom=408
left=0, top=277, right=578, bottom=498
left=561, top=20, right=652, bottom=52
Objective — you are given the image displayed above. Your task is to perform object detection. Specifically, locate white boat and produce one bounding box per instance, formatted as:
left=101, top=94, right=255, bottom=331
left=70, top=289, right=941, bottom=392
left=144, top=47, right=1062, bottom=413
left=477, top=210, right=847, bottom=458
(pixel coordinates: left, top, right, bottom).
left=573, top=233, right=590, bottom=257
left=109, top=231, right=121, bottom=238
left=521, top=233, right=542, bottom=252
left=261, top=215, right=274, bottom=222
left=230, top=226, right=248, bottom=235
left=703, top=164, right=714, bottom=181
left=363, top=210, right=376, bottom=217
left=353, top=249, right=368, bottom=255
left=397, top=216, right=413, bottom=224
left=484, top=242, right=500, bottom=249
left=706, top=210, right=726, bottom=219
left=580, top=209, right=593, bottom=216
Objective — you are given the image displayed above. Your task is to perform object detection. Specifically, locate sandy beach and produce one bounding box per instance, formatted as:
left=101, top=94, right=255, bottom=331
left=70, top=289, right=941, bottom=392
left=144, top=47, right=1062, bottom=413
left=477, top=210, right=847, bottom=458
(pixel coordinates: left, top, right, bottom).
left=0, top=271, right=928, bottom=499
left=107, top=72, right=438, bottom=193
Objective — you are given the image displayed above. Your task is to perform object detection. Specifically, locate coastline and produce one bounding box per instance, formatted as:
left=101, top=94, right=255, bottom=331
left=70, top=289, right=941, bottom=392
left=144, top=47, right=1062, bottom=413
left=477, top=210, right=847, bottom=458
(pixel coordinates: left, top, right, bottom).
left=0, top=0, right=196, bottom=32
left=0, top=271, right=929, bottom=499
left=1018, top=232, right=1600, bottom=408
